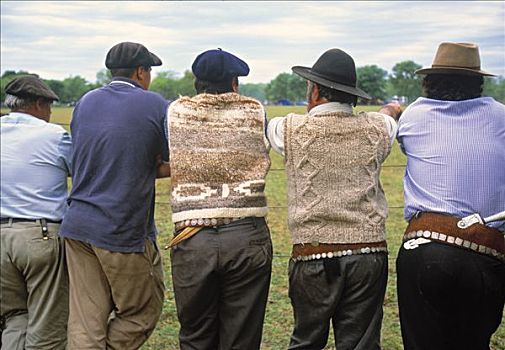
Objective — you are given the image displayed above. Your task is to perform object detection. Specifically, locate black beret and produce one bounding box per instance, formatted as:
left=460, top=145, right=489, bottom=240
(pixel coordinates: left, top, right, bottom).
left=105, top=42, right=162, bottom=69
left=192, top=48, right=249, bottom=82
left=5, top=75, right=59, bottom=101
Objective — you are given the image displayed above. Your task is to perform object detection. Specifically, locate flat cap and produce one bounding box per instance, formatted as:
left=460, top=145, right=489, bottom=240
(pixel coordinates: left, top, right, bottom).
left=105, top=42, right=162, bottom=69
left=192, top=48, right=249, bottom=82
left=5, top=75, right=59, bottom=101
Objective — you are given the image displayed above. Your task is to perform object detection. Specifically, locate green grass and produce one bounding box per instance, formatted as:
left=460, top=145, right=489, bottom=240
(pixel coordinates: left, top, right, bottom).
left=3, top=106, right=503, bottom=349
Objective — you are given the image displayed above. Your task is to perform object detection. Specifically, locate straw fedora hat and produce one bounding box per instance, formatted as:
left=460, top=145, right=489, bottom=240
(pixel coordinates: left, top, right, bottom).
left=415, top=42, right=495, bottom=76
left=292, top=48, right=371, bottom=100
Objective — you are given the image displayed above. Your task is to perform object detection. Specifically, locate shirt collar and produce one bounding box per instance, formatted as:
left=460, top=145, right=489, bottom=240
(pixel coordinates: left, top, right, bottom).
left=110, top=77, right=143, bottom=89
left=1, top=112, right=47, bottom=125
left=308, top=102, right=353, bottom=116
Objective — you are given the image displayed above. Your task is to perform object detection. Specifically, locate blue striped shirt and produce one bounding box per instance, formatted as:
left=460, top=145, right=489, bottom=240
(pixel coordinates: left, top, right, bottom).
left=1, top=112, right=72, bottom=220
left=397, top=97, right=505, bottom=230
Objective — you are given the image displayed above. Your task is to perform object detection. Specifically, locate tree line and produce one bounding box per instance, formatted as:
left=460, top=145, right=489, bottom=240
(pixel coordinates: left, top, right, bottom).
left=2, top=60, right=504, bottom=106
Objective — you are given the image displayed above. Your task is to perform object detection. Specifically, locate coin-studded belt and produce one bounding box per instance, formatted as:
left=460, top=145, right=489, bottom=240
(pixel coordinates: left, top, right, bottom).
left=174, top=217, right=245, bottom=231
left=403, top=212, right=505, bottom=262
left=291, top=241, right=388, bottom=261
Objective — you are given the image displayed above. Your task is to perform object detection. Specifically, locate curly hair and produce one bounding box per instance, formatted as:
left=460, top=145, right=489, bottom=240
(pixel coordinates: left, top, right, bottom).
left=422, top=74, right=483, bottom=101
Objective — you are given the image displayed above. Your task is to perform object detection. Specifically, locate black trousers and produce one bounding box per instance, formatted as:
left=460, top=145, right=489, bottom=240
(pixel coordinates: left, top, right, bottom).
left=171, top=217, right=272, bottom=350
left=288, top=253, right=388, bottom=350
left=397, top=242, right=505, bottom=350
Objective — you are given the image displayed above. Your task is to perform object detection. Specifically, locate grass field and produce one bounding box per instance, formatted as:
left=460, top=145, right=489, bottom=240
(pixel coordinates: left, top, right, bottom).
left=3, top=106, right=503, bottom=349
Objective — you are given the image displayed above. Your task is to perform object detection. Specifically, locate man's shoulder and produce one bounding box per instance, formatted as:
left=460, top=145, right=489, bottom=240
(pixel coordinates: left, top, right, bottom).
left=170, top=93, right=264, bottom=114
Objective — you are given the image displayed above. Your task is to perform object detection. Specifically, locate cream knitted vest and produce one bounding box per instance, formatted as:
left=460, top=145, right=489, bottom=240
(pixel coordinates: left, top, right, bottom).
left=284, top=111, right=391, bottom=244
left=168, top=93, right=270, bottom=223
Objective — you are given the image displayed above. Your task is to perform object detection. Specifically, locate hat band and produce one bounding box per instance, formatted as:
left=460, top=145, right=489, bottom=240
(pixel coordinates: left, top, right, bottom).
left=432, top=64, right=481, bottom=70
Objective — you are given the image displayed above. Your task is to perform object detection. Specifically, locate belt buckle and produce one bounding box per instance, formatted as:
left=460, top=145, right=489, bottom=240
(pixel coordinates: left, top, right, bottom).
left=403, top=237, right=431, bottom=250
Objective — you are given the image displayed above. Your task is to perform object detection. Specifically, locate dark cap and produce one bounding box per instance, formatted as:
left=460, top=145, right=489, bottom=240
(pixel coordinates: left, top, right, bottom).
left=105, top=42, right=162, bottom=69
left=5, top=75, right=59, bottom=101
left=192, top=48, right=249, bottom=82
left=292, top=48, right=371, bottom=100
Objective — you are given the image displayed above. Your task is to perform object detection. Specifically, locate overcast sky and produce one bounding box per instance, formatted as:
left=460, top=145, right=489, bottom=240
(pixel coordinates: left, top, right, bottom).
left=1, top=1, right=504, bottom=84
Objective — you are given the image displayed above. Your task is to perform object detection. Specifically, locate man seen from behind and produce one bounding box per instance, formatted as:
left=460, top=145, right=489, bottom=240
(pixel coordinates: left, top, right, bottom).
left=59, top=42, right=169, bottom=349
left=1, top=76, right=71, bottom=349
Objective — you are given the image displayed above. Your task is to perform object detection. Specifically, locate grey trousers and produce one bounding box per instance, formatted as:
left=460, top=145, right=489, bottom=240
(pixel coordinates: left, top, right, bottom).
left=171, top=217, right=272, bottom=350
left=0, top=220, right=68, bottom=350
left=288, top=253, right=388, bottom=350
left=65, top=238, right=165, bottom=350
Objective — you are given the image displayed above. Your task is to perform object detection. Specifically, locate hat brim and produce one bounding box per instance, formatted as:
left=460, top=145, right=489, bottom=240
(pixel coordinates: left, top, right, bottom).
left=415, top=66, right=495, bottom=76
left=148, top=52, right=162, bottom=67
left=292, top=66, right=371, bottom=100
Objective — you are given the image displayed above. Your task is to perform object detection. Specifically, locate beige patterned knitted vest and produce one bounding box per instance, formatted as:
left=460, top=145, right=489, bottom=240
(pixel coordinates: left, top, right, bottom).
left=284, top=111, right=391, bottom=244
left=168, top=93, right=270, bottom=223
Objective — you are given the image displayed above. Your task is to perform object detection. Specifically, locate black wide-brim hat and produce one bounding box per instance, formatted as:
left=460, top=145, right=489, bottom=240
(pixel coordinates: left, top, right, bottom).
left=292, top=48, right=371, bottom=100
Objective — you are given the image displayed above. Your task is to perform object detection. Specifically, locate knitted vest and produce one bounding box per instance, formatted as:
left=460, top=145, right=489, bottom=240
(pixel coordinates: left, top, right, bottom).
left=284, top=111, right=391, bottom=245
left=168, top=93, right=270, bottom=223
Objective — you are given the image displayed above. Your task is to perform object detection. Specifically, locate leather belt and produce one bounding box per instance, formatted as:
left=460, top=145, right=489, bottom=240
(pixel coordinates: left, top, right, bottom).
left=1, top=218, right=62, bottom=224
left=292, top=241, right=388, bottom=261
left=174, top=217, right=245, bottom=231
left=404, top=212, right=505, bottom=262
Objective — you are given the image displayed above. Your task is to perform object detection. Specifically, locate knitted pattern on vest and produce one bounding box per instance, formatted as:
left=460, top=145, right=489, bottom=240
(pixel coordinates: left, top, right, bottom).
left=168, top=93, right=270, bottom=223
left=284, top=111, right=391, bottom=245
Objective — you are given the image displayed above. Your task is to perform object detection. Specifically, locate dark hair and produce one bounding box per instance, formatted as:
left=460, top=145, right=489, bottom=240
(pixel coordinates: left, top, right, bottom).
left=312, top=82, right=358, bottom=106
left=194, top=77, right=237, bottom=94
left=422, top=74, right=483, bottom=101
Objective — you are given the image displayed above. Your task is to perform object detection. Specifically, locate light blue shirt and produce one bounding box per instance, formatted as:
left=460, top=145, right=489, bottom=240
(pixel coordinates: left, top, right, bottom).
left=397, top=97, right=505, bottom=230
left=1, top=112, right=72, bottom=220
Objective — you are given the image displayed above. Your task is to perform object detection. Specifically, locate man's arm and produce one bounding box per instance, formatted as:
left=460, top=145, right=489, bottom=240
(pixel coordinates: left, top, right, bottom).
left=156, top=154, right=171, bottom=178
left=379, top=102, right=402, bottom=121
left=266, top=117, right=286, bottom=156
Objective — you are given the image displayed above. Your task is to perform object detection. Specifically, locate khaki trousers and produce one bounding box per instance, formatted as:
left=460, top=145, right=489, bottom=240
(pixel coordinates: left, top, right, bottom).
left=0, top=221, right=68, bottom=350
left=65, top=238, right=164, bottom=350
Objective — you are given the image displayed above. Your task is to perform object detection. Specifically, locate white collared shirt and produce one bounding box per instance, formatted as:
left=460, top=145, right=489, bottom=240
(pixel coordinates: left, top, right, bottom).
left=266, top=102, right=397, bottom=156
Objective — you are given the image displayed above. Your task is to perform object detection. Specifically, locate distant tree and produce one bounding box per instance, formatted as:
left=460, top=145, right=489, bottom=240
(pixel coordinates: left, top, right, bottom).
left=150, top=70, right=195, bottom=100
left=240, top=83, right=267, bottom=101
left=265, top=73, right=306, bottom=102
left=389, top=60, right=423, bottom=103
left=60, top=76, right=94, bottom=103
left=2, top=70, right=32, bottom=79
left=175, top=70, right=196, bottom=97
left=483, top=76, right=505, bottom=103
left=356, top=65, right=388, bottom=104
left=286, top=73, right=306, bottom=102
left=43, top=79, right=65, bottom=101
left=96, top=68, right=112, bottom=86
left=150, top=71, right=180, bottom=100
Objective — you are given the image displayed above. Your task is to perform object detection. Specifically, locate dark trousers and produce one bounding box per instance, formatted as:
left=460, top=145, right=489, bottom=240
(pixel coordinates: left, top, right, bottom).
left=170, top=217, right=272, bottom=350
left=288, top=253, right=388, bottom=350
left=397, top=242, right=505, bottom=350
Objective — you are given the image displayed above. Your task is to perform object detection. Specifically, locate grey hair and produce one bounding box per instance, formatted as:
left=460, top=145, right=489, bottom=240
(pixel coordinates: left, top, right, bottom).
left=4, top=94, right=37, bottom=109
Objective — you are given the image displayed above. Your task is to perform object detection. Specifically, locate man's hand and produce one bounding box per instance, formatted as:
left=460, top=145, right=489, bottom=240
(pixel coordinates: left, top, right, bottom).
left=156, top=154, right=171, bottom=178
left=379, top=102, right=402, bottom=121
